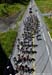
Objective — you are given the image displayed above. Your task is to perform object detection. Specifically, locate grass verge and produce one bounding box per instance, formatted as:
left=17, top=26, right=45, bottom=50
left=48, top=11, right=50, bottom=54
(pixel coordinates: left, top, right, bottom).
left=44, top=17, right=52, bottom=38
left=0, top=29, right=17, bottom=57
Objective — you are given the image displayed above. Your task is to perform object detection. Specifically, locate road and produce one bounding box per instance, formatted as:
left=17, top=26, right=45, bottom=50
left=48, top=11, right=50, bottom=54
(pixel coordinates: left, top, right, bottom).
left=9, top=0, right=52, bottom=75
left=41, top=13, right=52, bottom=17
left=10, top=0, right=33, bottom=71
left=33, top=0, right=52, bottom=75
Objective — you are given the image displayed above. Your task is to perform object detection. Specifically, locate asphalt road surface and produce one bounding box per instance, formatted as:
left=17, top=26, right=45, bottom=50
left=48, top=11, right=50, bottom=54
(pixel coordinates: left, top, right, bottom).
left=10, top=0, right=52, bottom=75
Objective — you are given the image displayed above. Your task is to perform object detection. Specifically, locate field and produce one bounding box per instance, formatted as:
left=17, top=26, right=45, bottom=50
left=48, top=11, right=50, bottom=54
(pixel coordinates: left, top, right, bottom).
left=35, top=0, right=52, bottom=38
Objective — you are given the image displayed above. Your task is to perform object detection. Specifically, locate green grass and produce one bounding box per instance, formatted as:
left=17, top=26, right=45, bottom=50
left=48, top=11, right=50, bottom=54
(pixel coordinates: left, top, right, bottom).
left=0, top=30, right=17, bottom=57
left=0, top=1, right=29, bottom=57
left=44, top=17, right=52, bottom=38
left=7, top=3, right=25, bottom=16
left=35, top=0, right=52, bottom=13
left=0, top=3, right=26, bottom=17
left=35, top=0, right=52, bottom=38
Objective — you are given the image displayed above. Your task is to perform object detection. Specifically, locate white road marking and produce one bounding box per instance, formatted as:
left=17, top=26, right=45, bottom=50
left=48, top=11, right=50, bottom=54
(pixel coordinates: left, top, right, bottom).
left=42, top=32, right=52, bottom=67
left=34, top=0, right=52, bottom=68
left=43, top=32, right=46, bottom=42
left=46, top=44, right=52, bottom=67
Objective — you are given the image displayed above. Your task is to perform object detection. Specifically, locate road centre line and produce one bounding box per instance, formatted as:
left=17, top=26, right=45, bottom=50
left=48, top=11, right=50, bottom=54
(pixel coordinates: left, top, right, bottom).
left=32, top=34, right=36, bottom=75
